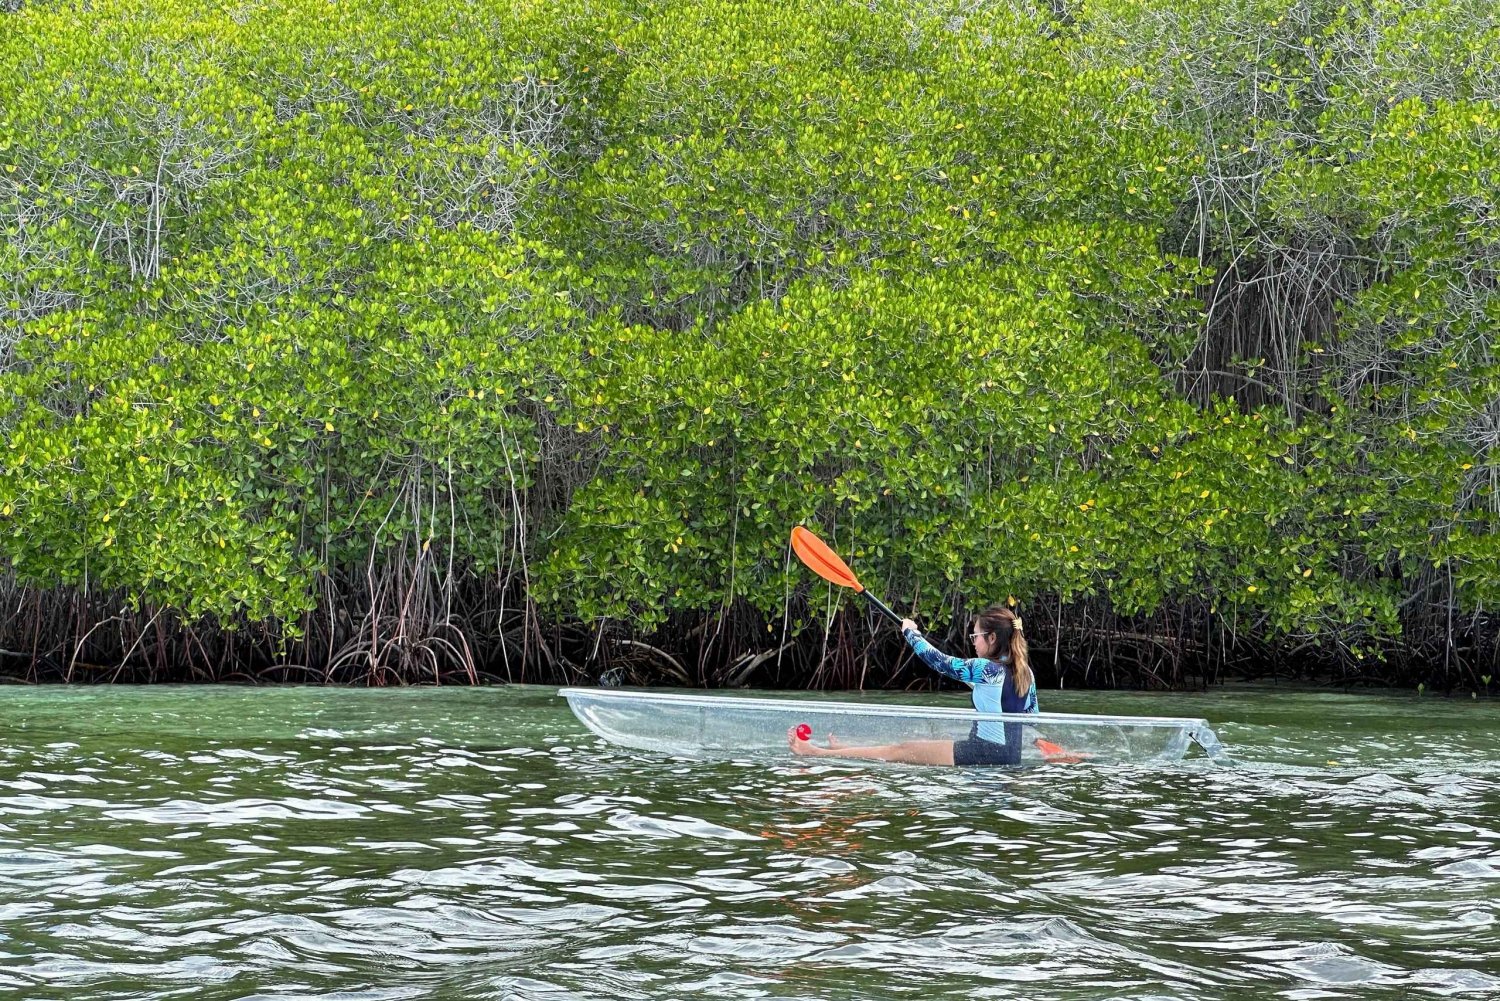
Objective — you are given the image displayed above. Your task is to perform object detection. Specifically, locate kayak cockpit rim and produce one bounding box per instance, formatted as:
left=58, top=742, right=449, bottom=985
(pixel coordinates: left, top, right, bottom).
left=558, top=687, right=1219, bottom=730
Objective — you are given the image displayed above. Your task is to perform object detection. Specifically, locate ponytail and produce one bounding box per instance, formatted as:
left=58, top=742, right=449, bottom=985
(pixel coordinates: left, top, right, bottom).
left=1009, top=616, right=1032, bottom=695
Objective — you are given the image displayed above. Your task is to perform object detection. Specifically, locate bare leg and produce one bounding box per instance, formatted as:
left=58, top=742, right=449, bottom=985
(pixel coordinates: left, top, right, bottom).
left=788, top=728, right=955, bottom=766
left=825, top=740, right=957, bottom=766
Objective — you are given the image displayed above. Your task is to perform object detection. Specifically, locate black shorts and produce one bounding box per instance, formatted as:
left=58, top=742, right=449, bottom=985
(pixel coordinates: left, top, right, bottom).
left=952, top=728, right=1022, bottom=767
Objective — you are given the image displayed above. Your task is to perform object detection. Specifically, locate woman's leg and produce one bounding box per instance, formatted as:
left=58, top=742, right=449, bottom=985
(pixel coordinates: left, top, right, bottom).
left=788, top=728, right=956, bottom=765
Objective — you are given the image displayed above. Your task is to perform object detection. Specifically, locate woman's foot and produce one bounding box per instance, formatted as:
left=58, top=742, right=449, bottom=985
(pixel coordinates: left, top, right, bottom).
left=788, top=726, right=829, bottom=757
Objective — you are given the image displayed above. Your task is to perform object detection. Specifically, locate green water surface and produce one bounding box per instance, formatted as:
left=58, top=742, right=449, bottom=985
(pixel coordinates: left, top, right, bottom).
left=1, top=684, right=1497, bottom=1000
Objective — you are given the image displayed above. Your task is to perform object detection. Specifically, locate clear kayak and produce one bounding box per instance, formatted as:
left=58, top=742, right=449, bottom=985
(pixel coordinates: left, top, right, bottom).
left=558, top=687, right=1229, bottom=765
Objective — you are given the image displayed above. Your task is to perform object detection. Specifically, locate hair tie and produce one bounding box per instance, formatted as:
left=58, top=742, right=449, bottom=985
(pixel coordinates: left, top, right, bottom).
left=1012, top=616, right=1023, bottom=632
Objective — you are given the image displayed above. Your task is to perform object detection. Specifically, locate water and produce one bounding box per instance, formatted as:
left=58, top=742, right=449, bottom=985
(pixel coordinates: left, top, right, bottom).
left=1, top=684, right=1497, bottom=1000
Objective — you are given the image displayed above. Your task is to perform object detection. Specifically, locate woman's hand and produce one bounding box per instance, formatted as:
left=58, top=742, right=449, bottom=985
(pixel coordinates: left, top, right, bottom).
left=900, top=617, right=919, bottom=634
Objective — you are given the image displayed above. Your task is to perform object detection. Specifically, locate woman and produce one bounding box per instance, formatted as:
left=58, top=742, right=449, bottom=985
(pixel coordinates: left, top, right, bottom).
left=789, top=603, right=1037, bottom=766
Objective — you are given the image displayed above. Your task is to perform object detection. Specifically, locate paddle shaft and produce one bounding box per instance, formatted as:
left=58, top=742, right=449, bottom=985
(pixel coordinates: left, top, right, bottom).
left=859, top=589, right=901, bottom=625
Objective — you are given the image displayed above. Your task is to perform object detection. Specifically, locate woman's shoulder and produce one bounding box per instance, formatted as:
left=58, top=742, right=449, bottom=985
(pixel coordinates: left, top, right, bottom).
left=966, top=657, right=1008, bottom=683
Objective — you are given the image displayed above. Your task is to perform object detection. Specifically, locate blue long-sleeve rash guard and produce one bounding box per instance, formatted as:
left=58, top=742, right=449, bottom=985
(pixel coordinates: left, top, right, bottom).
left=902, top=627, right=1037, bottom=744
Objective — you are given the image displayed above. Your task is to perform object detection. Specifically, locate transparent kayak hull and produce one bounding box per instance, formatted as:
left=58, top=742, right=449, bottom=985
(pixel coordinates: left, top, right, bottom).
left=558, top=688, right=1228, bottom=765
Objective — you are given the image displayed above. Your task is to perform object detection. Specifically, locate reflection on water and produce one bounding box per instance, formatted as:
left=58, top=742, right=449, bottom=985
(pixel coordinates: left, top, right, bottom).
left=1, top=684, right=1497, bottom=1000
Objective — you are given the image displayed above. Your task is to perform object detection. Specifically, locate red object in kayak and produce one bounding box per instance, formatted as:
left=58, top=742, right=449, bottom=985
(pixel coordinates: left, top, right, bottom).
left=794, top=723, right=812, bottom=741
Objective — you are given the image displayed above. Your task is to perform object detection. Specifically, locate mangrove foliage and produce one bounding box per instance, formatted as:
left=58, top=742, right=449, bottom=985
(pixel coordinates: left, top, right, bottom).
left=1, top=0, right=1498, bottom=689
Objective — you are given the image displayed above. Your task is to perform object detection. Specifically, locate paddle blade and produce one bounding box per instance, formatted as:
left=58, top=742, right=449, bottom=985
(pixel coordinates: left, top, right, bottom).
left=790, top=526, right=864, bottom=592
left=1034, top=737, right=1092, bottom=764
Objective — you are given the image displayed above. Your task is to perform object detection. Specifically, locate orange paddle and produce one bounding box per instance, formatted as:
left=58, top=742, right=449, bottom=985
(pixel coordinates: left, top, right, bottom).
left=790, top=526, right=901, bottom=624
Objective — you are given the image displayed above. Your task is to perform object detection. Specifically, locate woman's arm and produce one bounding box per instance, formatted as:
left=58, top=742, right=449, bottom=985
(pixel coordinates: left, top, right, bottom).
left=901, top=625, right=991, bottom=684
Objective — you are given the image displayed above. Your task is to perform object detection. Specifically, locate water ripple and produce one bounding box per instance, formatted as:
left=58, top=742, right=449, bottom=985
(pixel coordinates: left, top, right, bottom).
left=0, top=685, right=1498, bottom=1000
